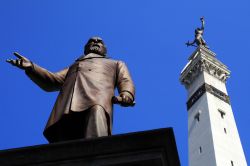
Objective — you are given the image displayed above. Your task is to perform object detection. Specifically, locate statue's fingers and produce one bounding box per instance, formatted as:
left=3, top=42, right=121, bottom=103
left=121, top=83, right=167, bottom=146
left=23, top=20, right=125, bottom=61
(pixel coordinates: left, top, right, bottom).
left=6, top=59, right=12, bottom=63
left=13, top=52, right=24, bottom=59
left=128, top=97, right=132, bottom=104
left=123, top=95, right=132, bottom=104
left=122, top=95, right=127, bottom=103
left=6, top=59, right=16, bottom=65
left=124, top=96, right=131, bottom=104
left=17, top=59, right=21, bottom=66
left=13, top=60, right=19, bottom=66
left=20, top=59, right=24, bottom=66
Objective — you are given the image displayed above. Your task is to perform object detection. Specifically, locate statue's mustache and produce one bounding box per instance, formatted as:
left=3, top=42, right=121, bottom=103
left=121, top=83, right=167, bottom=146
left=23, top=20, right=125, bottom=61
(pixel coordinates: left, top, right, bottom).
left=90, top=46, right=100, bottom=51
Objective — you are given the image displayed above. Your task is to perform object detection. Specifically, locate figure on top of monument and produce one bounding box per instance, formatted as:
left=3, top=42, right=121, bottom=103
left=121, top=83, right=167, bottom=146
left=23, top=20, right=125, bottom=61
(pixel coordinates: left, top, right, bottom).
left=6, top=37, right=135, bottom=143
left=186, top=17, right=209, bottom=49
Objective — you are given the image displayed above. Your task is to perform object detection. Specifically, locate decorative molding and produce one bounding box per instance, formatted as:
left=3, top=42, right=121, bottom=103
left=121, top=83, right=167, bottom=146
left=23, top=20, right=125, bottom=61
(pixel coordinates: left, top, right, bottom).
left=186, top=84, right=206, bottom=110
left=180, top=47, right=230, bottom=88
left=187, top=83, right=230, bottom=110
left=188, top=46, right=216, bottom=61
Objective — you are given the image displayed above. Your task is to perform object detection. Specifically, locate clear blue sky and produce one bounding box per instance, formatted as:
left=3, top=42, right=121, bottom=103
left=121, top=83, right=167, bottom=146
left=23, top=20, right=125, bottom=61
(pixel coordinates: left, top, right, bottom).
left=1, top=0, right=249, bottom=165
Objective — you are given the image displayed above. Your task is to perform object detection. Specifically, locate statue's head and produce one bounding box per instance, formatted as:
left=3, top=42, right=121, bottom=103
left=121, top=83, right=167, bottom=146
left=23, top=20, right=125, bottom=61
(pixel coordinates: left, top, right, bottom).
left=195, top=28, right=200, bottom=34
left=84, top=37, right=107, bottom=56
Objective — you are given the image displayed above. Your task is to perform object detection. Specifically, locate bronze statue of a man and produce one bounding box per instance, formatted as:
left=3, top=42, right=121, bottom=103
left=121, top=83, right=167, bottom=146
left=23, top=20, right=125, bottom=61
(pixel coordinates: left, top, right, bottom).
left=6, top=37, right=135, bottom=143
left=186, top=17, right=209, bottom=49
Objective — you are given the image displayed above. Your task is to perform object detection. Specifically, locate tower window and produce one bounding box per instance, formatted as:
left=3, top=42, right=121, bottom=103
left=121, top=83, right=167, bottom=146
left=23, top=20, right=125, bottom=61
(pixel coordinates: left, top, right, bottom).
left=224, top=128, right=227, bottom=134
left=194, top=111, right=201, bottom=122
left=194, top=113, right=200, bottom=122
left=199, top=146, right=202, bottom=154
left=218, top=109, right=226, bottom=119
left=231, top=160, right=234, bottom=166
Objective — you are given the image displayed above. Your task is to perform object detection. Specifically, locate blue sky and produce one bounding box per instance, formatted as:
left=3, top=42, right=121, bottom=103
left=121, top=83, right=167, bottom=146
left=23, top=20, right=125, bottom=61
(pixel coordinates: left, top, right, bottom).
left=1, top=0, right=249, bottom=165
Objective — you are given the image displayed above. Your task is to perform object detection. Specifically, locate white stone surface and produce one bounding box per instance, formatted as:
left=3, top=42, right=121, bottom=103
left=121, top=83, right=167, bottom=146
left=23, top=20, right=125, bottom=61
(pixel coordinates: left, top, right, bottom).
left=188, top=93, right=217, bottom=166
left=180, top=46, right=230, bottom=90
left=181, top=47, right=247, bottom=166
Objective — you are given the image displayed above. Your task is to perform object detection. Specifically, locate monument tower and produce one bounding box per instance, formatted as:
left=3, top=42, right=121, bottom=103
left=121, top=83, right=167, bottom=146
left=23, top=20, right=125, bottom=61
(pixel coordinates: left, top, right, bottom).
left=181, top=18, right=247, bottom=166
left=180, top=45, right=247, bottom=165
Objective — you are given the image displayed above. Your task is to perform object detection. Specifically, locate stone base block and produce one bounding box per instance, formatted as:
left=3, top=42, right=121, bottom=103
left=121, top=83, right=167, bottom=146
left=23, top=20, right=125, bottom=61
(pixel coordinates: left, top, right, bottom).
left=0, top=128, right=180, bottom=166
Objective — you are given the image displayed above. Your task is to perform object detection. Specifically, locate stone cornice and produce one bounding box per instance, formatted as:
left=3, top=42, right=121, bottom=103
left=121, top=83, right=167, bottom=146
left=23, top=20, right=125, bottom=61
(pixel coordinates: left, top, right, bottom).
left=186, top=83, right=230, bottom=110
left=188, top=46, right=216, bottom=60
left=180, top=46, right=230, bottom=88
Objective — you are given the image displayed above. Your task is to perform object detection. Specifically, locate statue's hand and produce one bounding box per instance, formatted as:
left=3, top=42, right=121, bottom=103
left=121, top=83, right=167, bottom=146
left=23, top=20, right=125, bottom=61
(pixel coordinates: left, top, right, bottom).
left=119, top=93, right=133, bottom=107
left=6, top=52, right=32, bottom=70
left=112, top=92, right=135, bottom=107
left=200, top=16, right=204, bottom=22
left=186, top=41, right=190, bottom=46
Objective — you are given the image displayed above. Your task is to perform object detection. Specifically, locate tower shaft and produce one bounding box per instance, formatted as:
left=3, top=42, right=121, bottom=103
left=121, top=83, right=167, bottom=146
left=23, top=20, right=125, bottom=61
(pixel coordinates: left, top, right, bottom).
left=180, top=46, right=247, bottom=166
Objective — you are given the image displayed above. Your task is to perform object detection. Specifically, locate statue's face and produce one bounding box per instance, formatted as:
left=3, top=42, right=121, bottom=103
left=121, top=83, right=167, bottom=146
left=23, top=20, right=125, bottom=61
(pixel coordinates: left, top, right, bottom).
left=84, top=37, right=107, bottom=56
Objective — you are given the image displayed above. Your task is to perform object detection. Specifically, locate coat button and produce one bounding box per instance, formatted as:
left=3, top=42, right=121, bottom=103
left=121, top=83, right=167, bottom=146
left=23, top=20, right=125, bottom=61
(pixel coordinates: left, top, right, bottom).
left=88, top=69, right=92, bottom=71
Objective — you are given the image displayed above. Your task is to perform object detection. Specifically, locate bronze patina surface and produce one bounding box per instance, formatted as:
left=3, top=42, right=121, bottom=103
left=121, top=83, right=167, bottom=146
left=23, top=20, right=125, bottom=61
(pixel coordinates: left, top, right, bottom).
left=186, top=17, right=209, bottom=49
left=6, top=37, right=135, bottom=142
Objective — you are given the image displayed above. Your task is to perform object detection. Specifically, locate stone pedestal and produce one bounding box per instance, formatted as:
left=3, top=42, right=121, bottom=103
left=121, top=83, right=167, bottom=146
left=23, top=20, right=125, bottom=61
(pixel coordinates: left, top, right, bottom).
left=0, top=128, right=180, bottom=166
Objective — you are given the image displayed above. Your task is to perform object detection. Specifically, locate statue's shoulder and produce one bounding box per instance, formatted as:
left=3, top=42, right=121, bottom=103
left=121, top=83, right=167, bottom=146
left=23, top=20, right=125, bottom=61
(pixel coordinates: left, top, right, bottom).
left=103, top=57, right=121, bottom=64
left=107, top=59, right=127, bottom=66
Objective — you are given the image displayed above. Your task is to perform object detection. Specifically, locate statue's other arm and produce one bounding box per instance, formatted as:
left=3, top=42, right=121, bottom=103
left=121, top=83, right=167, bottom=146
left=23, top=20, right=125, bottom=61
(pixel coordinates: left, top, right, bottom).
left=186, top=39, right=196, bottom=47
left=25, top=64, right=68, bottom=92
left=116, top=61, right=135, bottom=106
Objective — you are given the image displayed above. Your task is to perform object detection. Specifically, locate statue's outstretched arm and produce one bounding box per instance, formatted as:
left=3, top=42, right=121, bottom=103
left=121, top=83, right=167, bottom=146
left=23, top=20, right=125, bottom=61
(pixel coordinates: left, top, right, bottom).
left=7, top=52, right=68, bottom=92
left=6, top=52, right=33, bottom=70
left=200, top=17, right=205, bottom=30
left=25, top=65, right=68, bottom=92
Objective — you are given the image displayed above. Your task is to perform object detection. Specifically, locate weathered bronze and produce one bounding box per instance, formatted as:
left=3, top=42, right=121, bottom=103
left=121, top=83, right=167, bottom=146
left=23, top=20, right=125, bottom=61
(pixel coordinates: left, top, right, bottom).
left=6, top=37, right=135, bottom=143
left=186, top=17, right=209, bottom=49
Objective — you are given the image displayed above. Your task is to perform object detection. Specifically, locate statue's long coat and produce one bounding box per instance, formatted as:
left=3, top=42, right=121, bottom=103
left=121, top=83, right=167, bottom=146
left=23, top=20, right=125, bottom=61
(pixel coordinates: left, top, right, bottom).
left=25, top=53, right=135, bottom=139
